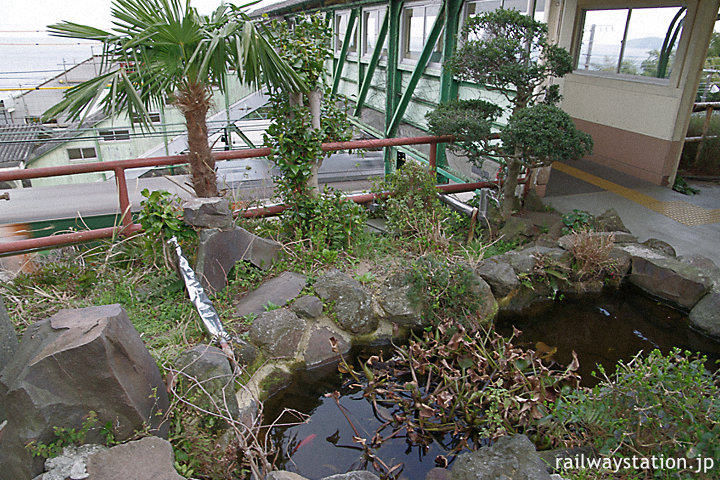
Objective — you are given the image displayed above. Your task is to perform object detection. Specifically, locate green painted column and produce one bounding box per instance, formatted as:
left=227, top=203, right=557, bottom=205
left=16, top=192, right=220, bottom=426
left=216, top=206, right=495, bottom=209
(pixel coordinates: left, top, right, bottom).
left=384, top=0, right=402, bottom=176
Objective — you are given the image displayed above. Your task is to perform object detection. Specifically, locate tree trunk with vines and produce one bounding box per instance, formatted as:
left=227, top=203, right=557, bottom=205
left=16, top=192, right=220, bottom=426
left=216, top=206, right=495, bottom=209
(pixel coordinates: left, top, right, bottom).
left=307, top=89, right=322, bottom=196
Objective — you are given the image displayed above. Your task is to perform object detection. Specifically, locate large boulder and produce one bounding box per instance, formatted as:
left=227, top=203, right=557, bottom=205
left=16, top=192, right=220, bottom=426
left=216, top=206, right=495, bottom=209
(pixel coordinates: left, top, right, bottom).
left=476, top=258, right=520, bottom=298
left=304, top=326, right=351, bottom=368
left=313, top=270, right=378, bottom=335
left=196, top=227, right=282, bottom=294
left=183, top=197, right=234, bottom=230
left=595, top=208, right=630, bottom=233
left=85, top=436, right=185, bottom=480
left=0, top=296, right=18, bottom=381
left=621, top=245, right=712, bottom=309
left=689, top=291, right=720, bottom=339
left=235, top=272, right=307, bottom=318
left=249, top=308, right=306, bottom=358
left=450, top=435, right=553, bottom=480
left=291, top=295, right=324, bottom=319
left=375, top=272, right=424, bottom=327
left=0, top=305, right=169, bottom=480
left=173, top=345, right=239, bottom=422
left=498, top=216, right=535, bottom=245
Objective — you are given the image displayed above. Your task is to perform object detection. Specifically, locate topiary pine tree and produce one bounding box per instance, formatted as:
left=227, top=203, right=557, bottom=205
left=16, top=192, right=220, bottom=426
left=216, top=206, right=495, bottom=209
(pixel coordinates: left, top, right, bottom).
left=427, top=8, right=592, bottom=218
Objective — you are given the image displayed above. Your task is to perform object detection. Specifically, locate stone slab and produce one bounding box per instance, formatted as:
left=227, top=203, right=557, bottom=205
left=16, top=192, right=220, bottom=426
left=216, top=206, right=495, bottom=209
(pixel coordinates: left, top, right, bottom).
left=0, top=296, right=18, bottom=377
left=196, top=227, right=282, bottom=294
left=86, top=436, right=185, bottom=480
left=235, top=272, right=307, bottom=318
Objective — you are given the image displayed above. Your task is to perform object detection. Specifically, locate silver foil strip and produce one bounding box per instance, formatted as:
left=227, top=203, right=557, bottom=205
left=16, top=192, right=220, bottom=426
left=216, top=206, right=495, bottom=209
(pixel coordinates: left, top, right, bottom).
left=168, top=236, right=232, bottom=345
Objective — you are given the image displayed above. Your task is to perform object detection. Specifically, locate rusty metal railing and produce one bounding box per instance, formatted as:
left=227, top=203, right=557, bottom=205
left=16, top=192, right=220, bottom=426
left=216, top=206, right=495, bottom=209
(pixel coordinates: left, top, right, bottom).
left=687, top=102, right=720, bottom=166
left=0, top=135, right=501, bottom=255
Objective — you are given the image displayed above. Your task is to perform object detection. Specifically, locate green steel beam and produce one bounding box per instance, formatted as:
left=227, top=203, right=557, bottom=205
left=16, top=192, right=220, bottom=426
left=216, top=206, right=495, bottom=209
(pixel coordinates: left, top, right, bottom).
left=386, top=0, right=446, bottom=138
left=332, top=9, right=358, bottom=95
left=436, top=0, right=463, bottom=179
left=384, top=0, right=403, bottom=176
left=354, top=9, right=389, bottom=116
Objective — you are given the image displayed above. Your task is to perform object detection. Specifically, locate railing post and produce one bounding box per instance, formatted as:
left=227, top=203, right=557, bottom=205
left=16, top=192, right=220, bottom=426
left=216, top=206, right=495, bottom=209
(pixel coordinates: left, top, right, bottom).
left=114, top=167, right=132, bottom=232
left=429, top=141, right=437, bottom=177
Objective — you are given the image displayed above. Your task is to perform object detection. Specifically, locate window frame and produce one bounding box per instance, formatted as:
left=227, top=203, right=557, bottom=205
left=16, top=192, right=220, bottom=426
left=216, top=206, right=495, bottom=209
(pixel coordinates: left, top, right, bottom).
left=131, top=112, right=161, bottom=125
left=98, top=128, right=131, bottom=142
left=362, top=6, right=388, bottom=59
left=571, top=2, right=688, bottom=86
left=67, top=146, right=98, bottom=162
left=334, top=10, right=358, bottom=56
left=400, top=1, right=444, bottom=64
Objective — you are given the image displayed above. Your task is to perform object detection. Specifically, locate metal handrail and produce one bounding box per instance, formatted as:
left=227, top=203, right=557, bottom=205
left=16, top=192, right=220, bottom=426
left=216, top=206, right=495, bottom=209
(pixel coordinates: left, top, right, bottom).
left=0, top=135, right=481, bottom=255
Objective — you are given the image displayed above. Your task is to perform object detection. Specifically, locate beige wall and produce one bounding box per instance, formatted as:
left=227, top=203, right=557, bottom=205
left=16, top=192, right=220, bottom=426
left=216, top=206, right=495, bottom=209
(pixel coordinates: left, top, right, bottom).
left=549, top=0, right=720, bottom=185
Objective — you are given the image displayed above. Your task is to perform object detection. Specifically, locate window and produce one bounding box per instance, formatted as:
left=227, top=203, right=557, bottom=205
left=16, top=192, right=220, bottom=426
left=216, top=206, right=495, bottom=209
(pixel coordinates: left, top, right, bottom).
left=401, top=3, right=443, bottom=62
left=363, top=7, right=388, bottom=57
left=131, top=112, right=161, bottom=124
left=335, top=11, right=357, bottom=54
left=98, top=128, right=130, bottom=141
left=576, top=6, right=685, bottom=80
left=67, top=147, right=97, bottom=161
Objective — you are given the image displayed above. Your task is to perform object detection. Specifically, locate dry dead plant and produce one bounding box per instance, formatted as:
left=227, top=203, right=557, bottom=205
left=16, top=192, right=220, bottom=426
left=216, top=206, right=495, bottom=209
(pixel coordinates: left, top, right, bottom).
left=569, top=230, right=616, bottom=280
left=163, top=347, right=308, bottom=479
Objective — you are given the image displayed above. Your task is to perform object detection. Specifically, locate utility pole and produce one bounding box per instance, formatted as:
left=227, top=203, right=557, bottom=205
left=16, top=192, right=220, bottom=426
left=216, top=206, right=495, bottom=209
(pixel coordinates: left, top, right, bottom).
left=584, top=24, right=596, bottom=70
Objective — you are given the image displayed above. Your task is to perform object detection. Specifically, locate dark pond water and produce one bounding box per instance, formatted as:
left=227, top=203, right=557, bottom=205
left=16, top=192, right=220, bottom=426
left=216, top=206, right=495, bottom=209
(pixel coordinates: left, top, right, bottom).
left=264, top=286, right=720, bottom=479
left=496, top=285, right=720, bottom=385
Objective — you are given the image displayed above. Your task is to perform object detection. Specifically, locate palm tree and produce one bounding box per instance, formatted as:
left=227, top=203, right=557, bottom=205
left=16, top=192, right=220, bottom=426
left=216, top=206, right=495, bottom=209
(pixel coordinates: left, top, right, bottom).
left=43, top=0, right=304, bottom=197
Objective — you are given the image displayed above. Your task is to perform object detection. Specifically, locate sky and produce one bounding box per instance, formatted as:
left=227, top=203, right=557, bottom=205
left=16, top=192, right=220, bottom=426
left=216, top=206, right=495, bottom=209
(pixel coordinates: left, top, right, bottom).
left=0, top=0, right=281, bottom=31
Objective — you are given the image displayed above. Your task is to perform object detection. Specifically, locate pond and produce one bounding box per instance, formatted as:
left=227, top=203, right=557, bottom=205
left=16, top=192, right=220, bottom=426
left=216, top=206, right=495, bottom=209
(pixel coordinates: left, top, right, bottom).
left=263, top=286, right=720, bottom=479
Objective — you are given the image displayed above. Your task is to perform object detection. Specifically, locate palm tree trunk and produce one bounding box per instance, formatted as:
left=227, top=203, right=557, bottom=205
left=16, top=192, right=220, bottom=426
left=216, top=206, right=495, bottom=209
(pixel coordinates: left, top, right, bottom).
left=176, top=82, right=218, bottom=198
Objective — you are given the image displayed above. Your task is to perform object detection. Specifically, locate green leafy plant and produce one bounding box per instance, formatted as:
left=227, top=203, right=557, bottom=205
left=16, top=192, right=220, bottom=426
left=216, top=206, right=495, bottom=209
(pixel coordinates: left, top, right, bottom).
left=427, top=8, right=592, bottom=218
left=26, top=411, right=112, bottom=459
left=552, top=349, right=720, bottom=479
left=561, top=209, right=593, bottom=235
left=137, top=189, right=196, bottom=268
left=672, top=175, right=700, bottom=195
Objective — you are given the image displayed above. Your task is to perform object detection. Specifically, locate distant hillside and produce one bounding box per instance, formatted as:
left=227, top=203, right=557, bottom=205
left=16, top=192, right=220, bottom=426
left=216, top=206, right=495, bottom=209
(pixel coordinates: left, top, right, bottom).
left=626, top=37, right=664, bottom=51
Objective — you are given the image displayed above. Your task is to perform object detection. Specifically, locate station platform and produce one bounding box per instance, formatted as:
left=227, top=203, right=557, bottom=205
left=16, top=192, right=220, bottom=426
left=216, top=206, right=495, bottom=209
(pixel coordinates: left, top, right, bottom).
left=543, top=159, right=720, bottom=266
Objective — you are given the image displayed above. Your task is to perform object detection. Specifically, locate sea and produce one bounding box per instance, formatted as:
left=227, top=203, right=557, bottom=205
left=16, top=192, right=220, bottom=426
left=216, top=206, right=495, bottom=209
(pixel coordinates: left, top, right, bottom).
left=0, top=35, right=99, bottom=101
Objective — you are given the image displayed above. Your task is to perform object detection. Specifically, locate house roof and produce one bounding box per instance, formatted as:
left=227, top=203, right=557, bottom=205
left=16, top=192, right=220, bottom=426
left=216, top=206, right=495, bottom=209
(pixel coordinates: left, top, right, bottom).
left=0, top=124, right=47, bottom=168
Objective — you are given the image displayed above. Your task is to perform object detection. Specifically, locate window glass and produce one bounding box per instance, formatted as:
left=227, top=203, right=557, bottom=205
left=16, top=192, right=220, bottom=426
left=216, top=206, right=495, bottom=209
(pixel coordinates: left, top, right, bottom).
left=335, top=12, right=357, bottom=54
left=576, top=6, right=684, bottom=79
left=363, top=8, right=388, bottom=57
left=99, top=129, right=130, bottom=141
left=402, top=4, right=444, bottom=62
left=67, top=147, right=97, bottom=161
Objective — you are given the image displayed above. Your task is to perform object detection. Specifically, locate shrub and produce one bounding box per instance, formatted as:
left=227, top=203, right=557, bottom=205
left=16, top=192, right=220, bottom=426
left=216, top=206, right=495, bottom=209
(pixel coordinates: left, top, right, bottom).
left=405, top=255, right=485, bottom=328
left=281, top=186, right=367, bottom=252
left=380, top=161, right=450, bottom=253
left=552, top=349, right=720, bottom=479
